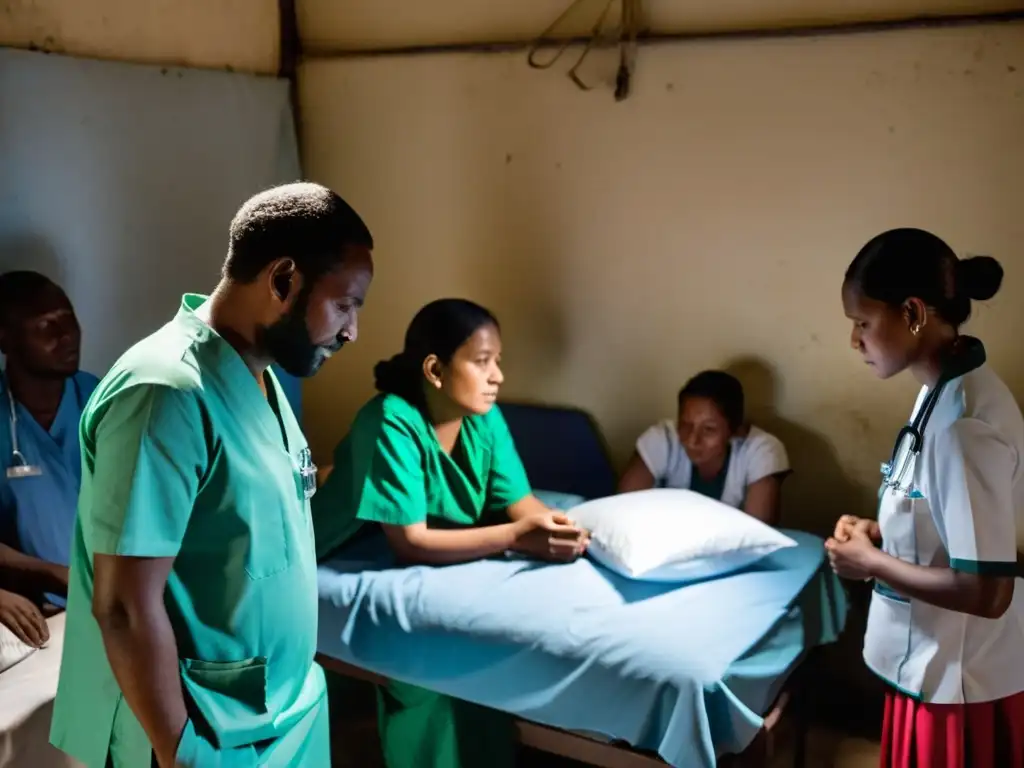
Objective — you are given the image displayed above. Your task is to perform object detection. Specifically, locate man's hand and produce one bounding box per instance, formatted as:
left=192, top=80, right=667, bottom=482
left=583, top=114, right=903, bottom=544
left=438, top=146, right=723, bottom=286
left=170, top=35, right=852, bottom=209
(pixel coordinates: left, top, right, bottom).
left=0, top=588, right=49, bottom=647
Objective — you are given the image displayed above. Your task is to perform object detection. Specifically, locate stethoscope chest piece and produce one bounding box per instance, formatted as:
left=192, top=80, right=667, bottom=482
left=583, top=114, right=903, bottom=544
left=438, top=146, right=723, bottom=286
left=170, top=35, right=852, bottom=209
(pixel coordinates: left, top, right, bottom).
left=6, top=383, right=45, bottom=480
left=7, top=451, right=42, bottom=479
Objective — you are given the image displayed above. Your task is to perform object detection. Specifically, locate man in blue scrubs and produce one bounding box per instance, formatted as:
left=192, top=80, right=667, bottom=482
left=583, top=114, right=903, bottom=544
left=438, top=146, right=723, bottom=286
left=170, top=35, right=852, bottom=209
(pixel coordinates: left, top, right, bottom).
left=0, top=271, right=98, bottom=639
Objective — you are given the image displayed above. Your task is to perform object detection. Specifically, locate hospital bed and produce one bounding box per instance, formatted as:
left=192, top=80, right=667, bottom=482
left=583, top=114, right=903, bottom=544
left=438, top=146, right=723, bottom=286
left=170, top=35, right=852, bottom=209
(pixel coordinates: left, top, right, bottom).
left=316, top=403, right=848, bottom=768
left=0, top=613, right=83, bottom=768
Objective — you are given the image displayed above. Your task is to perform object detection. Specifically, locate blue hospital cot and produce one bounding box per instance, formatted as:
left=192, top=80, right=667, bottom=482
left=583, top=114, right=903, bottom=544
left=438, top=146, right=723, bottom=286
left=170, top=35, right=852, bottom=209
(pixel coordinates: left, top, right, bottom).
left=315, top=403, right=847, bottom=768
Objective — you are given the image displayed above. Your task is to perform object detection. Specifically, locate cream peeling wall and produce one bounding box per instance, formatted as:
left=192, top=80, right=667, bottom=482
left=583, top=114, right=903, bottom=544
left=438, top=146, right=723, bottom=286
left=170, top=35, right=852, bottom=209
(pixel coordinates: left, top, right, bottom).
left=0, top=0, right=279, bottom=73
left=3, top=1, right=1022, bottom=532
left=300, top=22, right=1024, bottom=532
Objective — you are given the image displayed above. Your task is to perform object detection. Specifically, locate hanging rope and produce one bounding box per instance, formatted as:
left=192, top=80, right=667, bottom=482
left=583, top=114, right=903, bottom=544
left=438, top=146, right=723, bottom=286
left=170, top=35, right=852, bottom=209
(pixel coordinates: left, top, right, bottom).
left=527, top=0, right=643, bottom=102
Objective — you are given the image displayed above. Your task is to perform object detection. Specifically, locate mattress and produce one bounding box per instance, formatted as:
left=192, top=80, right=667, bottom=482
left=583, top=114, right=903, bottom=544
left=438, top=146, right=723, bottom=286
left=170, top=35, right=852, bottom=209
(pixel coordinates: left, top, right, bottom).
left=316, top=526, right=846, bottom=767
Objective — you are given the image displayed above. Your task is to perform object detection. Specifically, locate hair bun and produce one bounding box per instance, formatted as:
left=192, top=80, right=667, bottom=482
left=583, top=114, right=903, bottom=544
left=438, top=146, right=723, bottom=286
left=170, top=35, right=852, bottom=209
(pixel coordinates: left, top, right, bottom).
left=957, top=255, right=1003, bottom=301
left=373, top=353, right=418, bottom=398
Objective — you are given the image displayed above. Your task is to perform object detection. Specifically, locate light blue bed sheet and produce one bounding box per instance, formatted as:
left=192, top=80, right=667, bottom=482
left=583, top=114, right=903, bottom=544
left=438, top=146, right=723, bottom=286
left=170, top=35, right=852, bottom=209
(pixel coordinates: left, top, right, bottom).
left=316, top=518, right=847, bottom=768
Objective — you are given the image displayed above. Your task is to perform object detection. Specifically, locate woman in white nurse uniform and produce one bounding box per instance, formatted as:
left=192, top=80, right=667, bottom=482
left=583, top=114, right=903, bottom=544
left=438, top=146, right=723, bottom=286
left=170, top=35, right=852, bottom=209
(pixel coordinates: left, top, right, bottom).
left=827, top=228, right=1024, bottom=768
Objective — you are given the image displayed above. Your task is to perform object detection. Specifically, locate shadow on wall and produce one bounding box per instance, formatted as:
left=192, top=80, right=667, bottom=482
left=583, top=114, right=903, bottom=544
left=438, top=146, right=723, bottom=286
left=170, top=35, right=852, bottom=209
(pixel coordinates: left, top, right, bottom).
left=723, top=355, right=874, bottom=536
left=727, top=355, right=887, bottom=724
left=0, top=235, right=66, bottom=365
left=0, top=233, right=65, bottom=284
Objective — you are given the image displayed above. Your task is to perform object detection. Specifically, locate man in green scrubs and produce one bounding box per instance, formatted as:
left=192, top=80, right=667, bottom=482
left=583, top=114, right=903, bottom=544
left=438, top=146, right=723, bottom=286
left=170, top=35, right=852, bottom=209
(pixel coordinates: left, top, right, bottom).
left=49, top=183, right=374, bottom=768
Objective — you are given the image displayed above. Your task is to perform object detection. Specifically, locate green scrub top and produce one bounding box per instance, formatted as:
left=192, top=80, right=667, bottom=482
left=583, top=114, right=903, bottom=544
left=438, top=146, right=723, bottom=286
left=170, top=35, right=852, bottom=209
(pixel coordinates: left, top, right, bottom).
left=312, top=393, right=532, bottom=558
left=50, top=295, right=328, bottom=768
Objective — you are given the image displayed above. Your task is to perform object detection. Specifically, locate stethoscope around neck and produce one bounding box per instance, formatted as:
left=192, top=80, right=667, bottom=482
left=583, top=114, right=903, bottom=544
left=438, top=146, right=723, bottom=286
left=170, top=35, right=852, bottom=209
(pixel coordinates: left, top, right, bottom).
left=7, top=385, right=42, bottom=479
left=4, top=372, right=84, bottom=480
left=881, top=381, right=946, bottom=494
left=881, top=337, right=986, bottom=494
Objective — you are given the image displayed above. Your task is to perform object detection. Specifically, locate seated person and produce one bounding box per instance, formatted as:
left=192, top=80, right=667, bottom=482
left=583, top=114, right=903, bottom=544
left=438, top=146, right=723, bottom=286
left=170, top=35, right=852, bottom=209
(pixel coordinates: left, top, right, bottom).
left=618, top=370, right=790, bottom=525
left=312, top=297, right=588, bottom=768
left=0, top=271, right=98, bottom=620
left=313, top=297, right=587, bottom=565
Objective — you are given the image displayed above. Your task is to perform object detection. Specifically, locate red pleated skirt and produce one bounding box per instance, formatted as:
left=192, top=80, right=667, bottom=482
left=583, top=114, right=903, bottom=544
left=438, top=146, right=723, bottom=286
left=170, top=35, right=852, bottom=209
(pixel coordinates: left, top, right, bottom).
left=880, top=689, right=1024, bottom=768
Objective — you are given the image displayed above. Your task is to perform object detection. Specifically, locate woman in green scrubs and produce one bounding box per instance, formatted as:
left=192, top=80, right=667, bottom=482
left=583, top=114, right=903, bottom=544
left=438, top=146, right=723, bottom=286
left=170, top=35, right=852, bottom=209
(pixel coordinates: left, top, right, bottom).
left=313, top=298, right=589, bottom=768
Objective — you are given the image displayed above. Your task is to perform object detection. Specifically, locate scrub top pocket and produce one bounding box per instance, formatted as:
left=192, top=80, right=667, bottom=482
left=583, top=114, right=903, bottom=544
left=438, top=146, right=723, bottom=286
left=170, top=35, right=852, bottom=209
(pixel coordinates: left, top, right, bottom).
left=180, top=657, right=276, bottom=750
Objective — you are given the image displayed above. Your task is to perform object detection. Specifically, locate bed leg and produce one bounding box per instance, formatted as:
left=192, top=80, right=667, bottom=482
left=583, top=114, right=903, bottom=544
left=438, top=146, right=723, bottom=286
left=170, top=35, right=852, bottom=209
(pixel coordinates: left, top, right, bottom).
left=791, top=683, right=809, bottom=768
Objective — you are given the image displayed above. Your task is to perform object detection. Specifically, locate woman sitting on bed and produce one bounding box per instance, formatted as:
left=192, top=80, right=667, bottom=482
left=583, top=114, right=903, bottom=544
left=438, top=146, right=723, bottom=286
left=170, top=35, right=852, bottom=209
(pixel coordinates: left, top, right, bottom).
left=313, top=297, right=588, bottom=565
left=313, top=298, right=588, bottom=768
left=618, top=370, right=790, bottom=525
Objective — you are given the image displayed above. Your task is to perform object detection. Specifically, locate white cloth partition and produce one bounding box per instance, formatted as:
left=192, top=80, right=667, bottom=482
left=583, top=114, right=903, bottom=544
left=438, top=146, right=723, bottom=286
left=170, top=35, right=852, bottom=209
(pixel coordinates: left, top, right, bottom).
left=0, top=46, right=304, bottom=416
left=0, top=47, right=307, bottom=766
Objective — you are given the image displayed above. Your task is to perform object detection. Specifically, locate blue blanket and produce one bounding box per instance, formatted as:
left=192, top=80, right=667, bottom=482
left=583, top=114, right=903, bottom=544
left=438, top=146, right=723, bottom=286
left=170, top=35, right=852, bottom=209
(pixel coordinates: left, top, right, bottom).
left=317, top=528, right=846, bottom=767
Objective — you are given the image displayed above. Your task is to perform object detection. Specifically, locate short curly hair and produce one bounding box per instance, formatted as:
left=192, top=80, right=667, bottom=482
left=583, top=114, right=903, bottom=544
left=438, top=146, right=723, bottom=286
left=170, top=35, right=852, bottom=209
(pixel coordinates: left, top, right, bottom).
left=222, top=182, right=373, bottom=284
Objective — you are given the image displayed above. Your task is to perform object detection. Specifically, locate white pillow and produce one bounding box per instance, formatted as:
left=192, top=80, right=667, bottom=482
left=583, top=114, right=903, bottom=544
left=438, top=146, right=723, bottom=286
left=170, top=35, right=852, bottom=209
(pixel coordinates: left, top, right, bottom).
left=568, top=488, right=797, bottom=582
left=0, top=620, right=38, bottom=673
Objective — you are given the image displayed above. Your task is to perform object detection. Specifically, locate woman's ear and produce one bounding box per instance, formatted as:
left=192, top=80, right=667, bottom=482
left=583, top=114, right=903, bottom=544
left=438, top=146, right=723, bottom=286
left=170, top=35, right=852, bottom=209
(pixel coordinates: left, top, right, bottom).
left=901, top=298, right=928, bottom=334
left=422, top=355, right=444, bottom=389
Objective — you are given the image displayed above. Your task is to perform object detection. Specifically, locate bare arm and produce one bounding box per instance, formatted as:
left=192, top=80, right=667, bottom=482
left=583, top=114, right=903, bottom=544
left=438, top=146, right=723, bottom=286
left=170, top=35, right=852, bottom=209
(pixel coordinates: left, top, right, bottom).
left=867, top=550, right=1013, bottom=620
left=617, top=452, right=656, bottom=494
left=0, top=542, right=68, bottom=597
left=743, top=474, right=785, bottom=526
left=381, top=521, right=527, bottom=565
left=381, top=512, right=586, bottom=566
left=506, top=494, right=550, bottom=522
left=93, top=554, right=187, bottom=768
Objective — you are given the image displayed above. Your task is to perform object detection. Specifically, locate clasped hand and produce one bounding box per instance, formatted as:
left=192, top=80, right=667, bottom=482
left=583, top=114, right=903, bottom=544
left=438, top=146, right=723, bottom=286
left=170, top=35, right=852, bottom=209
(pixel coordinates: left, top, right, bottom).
left=513, top=511, right=590, bottom=562
left=825, top=515, right=882, bottom=582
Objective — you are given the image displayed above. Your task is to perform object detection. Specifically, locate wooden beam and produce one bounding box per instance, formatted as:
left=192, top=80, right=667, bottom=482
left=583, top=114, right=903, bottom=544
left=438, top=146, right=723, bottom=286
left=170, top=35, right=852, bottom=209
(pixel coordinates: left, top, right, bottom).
left=301, top=9, right=1024, bottom=59
left=277, top=0, right=303, bottom=169
left=277, top=0, right=300, bottom=80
